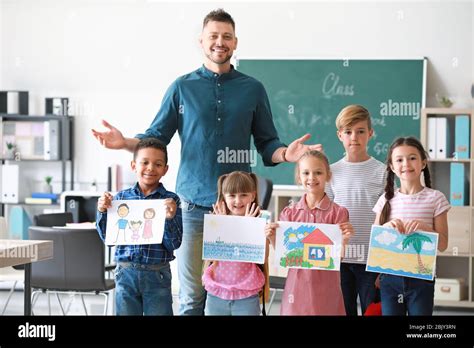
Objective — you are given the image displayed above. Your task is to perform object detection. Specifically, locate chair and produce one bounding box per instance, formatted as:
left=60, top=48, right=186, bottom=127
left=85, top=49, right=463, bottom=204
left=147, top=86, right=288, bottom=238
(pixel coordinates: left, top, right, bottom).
left=256, top=176, right=273, bottom=210
left=33, top=212, right=115, bottom=275
left=33, top=212, right=73, bottom=227
left=28, top=226, right=115, bottom=315
left=11, top=212, right=75, bottom=272
left=267, top=276, right=286, bottom=314
left=0, top=216, right=25, bottom=315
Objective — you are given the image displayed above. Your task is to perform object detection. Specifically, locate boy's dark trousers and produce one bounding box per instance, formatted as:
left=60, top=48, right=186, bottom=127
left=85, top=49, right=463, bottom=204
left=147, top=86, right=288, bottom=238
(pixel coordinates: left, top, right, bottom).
left=340, top=263, right=379, bottom=315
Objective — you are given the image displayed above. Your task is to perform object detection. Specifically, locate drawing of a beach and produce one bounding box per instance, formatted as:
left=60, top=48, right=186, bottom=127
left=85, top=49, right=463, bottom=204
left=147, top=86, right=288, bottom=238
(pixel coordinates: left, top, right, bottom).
left=366, top=225, right=438, bottom=280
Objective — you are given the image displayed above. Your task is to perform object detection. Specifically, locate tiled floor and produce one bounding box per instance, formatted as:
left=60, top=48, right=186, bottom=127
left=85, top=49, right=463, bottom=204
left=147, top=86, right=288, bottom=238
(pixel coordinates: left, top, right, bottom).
left=1, top=283, right=473, bottom=315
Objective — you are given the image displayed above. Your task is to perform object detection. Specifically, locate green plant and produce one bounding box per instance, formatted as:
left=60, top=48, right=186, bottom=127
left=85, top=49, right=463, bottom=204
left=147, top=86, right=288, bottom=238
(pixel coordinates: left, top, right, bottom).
left=436, top=94, right=453, bottom=108
left=45, top=176, right=53, bottom=185
left=6, top=142, right=15, bottom=150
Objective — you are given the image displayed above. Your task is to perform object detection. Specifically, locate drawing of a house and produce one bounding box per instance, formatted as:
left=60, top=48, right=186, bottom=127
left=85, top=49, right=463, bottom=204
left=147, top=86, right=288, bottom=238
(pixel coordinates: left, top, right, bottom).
left=301, top=228, right=333, bottom=267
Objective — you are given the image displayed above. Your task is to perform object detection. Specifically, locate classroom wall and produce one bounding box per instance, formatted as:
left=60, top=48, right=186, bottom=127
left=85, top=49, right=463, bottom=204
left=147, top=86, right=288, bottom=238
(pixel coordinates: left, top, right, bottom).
left=1, top=0, right=472, bottom=191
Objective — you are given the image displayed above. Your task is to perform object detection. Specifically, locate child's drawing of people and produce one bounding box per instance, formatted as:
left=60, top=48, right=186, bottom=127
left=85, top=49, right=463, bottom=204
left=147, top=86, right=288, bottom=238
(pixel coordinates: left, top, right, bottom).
left=129, top=220, right=143, bottom=242
left=142, top=208, right=156, bottom=241
left=114, top=203, right=130, bottom=243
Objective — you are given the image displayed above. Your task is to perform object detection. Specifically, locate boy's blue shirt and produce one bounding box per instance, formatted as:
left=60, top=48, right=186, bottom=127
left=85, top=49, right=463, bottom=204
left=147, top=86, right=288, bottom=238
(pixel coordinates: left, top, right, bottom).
left=96, top=182, right=182, bottom=265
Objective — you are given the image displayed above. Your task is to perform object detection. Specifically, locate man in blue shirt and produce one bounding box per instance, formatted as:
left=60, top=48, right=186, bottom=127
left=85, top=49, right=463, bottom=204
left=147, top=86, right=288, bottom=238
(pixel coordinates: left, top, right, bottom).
left=92, top=9, right=322, bottom=315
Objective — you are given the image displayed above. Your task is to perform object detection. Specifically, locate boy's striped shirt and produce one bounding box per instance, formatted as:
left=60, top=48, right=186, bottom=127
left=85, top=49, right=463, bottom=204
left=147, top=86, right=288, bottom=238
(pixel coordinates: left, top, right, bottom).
left=326, top=157, right=386, bottom=264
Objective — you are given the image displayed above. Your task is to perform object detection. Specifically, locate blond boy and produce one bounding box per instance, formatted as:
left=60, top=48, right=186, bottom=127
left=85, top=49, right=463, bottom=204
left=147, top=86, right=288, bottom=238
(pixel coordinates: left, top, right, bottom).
left=326, top=105, right=386, bottom=316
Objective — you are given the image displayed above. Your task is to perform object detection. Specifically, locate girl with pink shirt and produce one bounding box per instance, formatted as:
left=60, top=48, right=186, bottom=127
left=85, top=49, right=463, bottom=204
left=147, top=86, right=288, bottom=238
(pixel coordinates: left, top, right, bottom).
left=373, top=137, right=450, bottom=315
left=202, top=171, right=269, bottom=316
left=266, top=150, right=354, bottom=315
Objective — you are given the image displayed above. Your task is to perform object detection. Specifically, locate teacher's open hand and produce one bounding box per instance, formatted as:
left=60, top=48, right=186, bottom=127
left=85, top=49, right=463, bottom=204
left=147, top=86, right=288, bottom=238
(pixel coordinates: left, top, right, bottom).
left=91, top=119, right=127, bottom=149
left=285, top=134, right=323, bottom=162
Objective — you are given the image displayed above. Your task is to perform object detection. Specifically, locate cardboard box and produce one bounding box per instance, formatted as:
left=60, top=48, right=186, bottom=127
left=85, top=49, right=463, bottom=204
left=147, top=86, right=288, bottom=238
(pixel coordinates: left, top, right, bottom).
left=434, top=278, right=467, bottom=301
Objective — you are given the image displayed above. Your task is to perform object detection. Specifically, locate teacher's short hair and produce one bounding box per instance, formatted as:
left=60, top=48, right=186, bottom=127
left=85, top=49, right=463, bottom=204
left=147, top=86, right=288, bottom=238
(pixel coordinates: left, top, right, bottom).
left=203, top=8, right=235, bottom=31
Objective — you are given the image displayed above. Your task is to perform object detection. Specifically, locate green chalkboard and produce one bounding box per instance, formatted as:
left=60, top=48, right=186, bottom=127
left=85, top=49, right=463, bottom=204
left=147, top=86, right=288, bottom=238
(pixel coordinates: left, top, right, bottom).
left=237, top=59, right=426, bottom=185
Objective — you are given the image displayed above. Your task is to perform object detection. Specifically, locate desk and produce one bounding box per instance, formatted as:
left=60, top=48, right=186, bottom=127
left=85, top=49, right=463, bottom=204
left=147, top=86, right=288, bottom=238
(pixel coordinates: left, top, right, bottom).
left=0, top=239, right=53, bottom=315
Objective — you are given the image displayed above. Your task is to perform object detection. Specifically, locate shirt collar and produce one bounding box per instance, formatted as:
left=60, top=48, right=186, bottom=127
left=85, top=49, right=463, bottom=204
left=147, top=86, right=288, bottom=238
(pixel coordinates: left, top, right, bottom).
left=132, top=182, right=165, bottom=197
left=198, top=64, right=238, bottom=81
left=294, top=193, right=331, bottom=211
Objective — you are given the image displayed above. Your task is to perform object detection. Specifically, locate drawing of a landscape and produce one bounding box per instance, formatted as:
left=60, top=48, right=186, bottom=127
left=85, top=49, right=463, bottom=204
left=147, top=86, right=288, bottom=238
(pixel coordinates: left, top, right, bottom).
left=366, top=225, right=438, bottom=280
left=275, top=221, right=342, bottom=271
left=203, top=214, right=267, bottom=264
left=203, top=239, right=265, bottom=263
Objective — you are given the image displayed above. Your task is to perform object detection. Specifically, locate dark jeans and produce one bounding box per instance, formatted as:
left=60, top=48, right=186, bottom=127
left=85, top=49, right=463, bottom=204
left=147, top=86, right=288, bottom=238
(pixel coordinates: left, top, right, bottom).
left=115, top=262, right=173, bottom=316
left=380, top=274, right=434, bottom=316
left=340, top=263, right=379, bottom=315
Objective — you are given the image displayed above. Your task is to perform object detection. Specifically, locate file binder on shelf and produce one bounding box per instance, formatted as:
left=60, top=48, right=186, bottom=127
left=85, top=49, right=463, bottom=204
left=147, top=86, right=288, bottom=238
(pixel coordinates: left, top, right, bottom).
left=1, top=164, right=28, bottom=203
left=8, top=206, right=31, bottom=239
left=44, top=120, right=60, bottom=160
left=455, top=115, right=470, bottom=159
left=435, top=117, right=449, bottom=159
left=450, top=163, right=468, bottom=206
left=427, top=117, right=437, bottom=158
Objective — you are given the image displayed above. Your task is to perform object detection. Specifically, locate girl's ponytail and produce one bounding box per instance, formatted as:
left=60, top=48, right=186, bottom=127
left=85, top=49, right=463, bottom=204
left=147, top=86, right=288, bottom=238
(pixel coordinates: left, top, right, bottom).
left=379, top=164, right=395, bottom=225
left=423, top=166, right=432, bottom=188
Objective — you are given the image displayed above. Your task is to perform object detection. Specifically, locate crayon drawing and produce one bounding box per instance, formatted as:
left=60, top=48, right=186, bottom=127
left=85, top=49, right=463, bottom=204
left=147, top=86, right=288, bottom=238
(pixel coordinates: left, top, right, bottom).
left=275, top=221, right=342, bottom=271
left=203, top=214, right=267, bottom=264
left=105, top=200, right=166, bottom=246
left=366, top=225, right=438, bottom=280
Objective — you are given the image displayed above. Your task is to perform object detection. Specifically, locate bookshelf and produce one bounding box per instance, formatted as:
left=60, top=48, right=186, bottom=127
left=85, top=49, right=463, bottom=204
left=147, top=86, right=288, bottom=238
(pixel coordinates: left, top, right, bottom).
left=421, top=107, right=474, bottom=308
left=0, top=114, right=74, bottom=216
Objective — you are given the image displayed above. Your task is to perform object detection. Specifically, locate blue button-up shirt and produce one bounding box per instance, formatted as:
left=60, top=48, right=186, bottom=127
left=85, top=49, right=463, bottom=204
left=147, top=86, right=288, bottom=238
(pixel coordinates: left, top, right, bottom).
left=136, top=65, right=285, bottom=207
left=96, top=182, right=182, bottom=264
